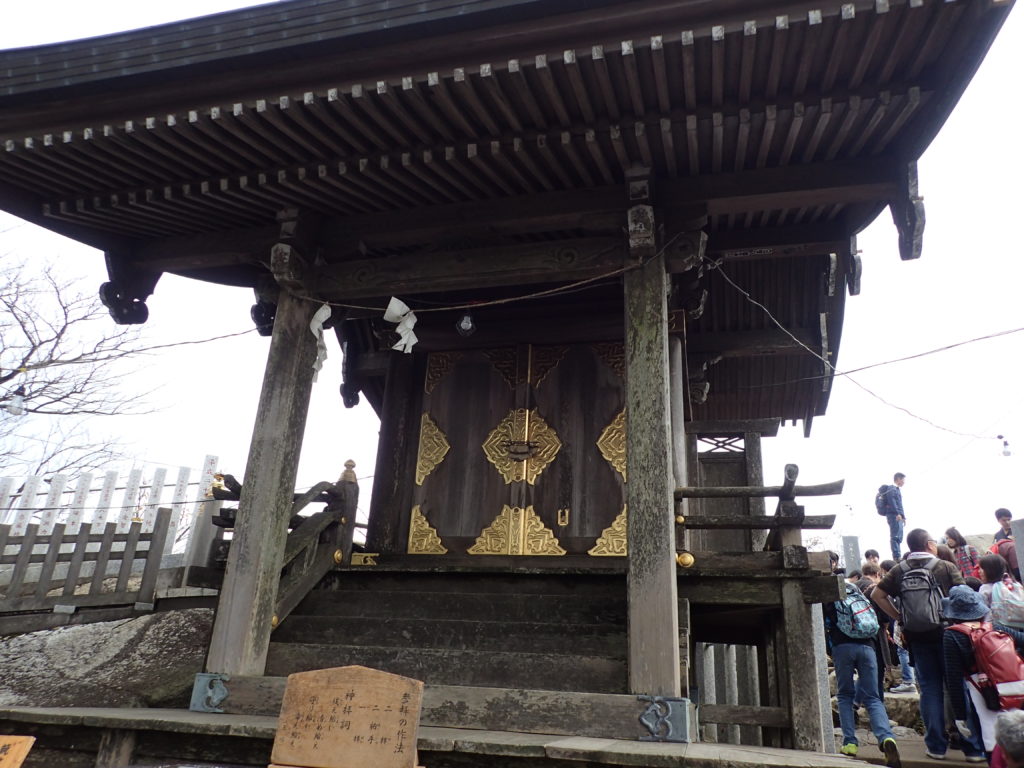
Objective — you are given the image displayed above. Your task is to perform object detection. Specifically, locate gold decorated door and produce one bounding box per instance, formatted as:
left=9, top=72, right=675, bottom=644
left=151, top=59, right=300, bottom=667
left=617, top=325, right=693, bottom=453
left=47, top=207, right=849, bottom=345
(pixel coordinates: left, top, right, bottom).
left=408, top=343, right=627, bottom=557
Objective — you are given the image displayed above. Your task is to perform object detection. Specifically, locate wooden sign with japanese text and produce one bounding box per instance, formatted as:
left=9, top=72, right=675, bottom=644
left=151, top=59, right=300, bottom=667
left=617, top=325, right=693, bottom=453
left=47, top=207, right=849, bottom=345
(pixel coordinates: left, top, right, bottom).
left=269, top=665, right=423, bottom=768
left=0, top=736, right=34, bottom=768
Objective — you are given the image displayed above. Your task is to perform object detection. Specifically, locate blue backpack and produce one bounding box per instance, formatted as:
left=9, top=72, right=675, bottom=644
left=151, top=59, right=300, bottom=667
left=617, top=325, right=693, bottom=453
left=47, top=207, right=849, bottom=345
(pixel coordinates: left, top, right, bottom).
left=835, top=582, right=880, bottom=639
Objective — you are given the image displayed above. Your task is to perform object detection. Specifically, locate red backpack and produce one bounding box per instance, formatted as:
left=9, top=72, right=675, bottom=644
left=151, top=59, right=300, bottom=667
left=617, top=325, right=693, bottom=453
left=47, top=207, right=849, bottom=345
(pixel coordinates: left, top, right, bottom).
left=991, top=539, right=1020, bottom=573
left=948, top=622, right=1024, bottom=711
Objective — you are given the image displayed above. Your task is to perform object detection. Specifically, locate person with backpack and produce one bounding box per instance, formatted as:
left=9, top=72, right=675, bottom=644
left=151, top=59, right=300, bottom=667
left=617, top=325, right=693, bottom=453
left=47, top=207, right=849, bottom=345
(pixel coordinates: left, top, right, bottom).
left=825, top=579, right=902, bottom=766
left=946, top=527, right=981, bottom=580
left=942, top=585, right=1024, bottom=761
left=995, top=509, right=1014, bottom=544
left=876, top=473, right=907, bottom=560
left=873, top=528, right=966, bottom=760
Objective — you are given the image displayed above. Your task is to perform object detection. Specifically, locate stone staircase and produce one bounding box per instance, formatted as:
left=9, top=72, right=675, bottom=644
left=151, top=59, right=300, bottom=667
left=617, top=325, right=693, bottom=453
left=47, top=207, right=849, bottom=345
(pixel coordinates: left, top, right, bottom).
left=266, top=569, right=630, bottom=693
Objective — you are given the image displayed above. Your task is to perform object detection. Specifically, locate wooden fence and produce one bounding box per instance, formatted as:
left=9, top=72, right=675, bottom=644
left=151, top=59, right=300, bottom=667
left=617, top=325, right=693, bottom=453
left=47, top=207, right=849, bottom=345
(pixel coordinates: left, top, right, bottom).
left=0, top=508, right=171, bottom=615
left=0, top=454, right=221, bottom=554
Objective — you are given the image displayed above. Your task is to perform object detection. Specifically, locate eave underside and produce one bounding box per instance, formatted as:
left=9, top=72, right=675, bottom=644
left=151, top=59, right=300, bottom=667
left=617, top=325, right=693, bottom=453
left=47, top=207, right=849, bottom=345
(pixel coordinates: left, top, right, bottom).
left=0, top=0, right=1013, bottom=428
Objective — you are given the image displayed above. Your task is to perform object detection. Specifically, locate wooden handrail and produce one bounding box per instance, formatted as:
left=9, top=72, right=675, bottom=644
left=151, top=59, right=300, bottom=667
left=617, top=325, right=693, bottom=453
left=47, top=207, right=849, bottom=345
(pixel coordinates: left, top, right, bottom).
left=681, top=514, right=835, bottom=530
left=674, top=479, right=843, bottom=499
left=274, top=465, right=360, bottom=628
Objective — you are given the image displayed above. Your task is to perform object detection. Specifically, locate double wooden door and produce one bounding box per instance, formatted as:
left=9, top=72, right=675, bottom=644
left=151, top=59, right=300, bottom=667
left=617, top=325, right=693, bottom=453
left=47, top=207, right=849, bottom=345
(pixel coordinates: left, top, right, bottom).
left=408, top=343, right=626, bottom=557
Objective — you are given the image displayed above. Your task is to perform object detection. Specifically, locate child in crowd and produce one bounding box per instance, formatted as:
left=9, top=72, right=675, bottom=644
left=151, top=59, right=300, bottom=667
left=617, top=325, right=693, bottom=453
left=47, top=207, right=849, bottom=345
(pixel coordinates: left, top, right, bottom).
left=946, top=527, right=981, bottom=579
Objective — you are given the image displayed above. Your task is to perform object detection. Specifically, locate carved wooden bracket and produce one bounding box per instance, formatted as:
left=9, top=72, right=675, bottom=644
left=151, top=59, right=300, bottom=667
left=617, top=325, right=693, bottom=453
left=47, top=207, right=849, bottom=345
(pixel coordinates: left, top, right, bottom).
left=889, top=161, right=925, bottom=261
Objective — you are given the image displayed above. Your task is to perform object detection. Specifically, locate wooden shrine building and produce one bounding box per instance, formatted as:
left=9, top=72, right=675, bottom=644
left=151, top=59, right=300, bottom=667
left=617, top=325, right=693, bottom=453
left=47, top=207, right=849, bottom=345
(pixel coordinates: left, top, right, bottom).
left=0, top=0, right=1014, bottom=763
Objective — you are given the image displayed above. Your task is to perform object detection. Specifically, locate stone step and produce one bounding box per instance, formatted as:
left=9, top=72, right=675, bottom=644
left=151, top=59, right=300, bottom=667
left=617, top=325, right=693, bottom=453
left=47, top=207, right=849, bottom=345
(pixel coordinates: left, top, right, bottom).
left=273, top=614, right=627, bottom=656
left=293, top=588, right=626, bottom=624
left=265, top=643, right=628, bottom=693
left=319, top=569, right=625, bottom=597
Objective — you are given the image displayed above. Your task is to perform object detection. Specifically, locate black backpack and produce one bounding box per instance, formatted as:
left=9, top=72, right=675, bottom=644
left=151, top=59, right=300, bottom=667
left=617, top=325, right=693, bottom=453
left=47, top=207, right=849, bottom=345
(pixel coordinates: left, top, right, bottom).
left=875, top=485, right=891, bottom=516
left=898, top=558, right=943, bottom=633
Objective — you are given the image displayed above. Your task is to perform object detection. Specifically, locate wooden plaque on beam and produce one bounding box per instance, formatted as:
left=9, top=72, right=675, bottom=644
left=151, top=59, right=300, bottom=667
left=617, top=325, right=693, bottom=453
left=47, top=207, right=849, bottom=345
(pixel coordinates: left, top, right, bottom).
left=270, top=665, right=423, bottom=768
left=0, top=736, right=34, bottom=768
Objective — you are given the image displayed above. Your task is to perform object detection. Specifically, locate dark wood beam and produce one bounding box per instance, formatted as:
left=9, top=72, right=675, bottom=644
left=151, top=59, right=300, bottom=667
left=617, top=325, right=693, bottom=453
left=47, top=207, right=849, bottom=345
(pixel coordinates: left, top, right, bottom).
left=682, top=328, right=817, bottom=358
left=107, top=157, right=892, bottom=276
left=412, top=311, right=623, bottom=350
left=132, top=223, right=278, bottom=272
left=319, top=155, right=893, bottom=252
left=318, top=185, right=625, bottom=254
left=706, top=222, right=848, bottom=260
left=0, top=179, right=133, bottom=253
left=685, top=418, right=780, bottom=437
left=316, top=237, right=625, bottom=300
left=661, top=154, right=897, bottom=216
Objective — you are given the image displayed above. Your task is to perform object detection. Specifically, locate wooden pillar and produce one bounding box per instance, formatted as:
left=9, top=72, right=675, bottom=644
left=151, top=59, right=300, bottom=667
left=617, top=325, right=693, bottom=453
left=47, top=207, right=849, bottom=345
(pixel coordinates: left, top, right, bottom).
left=206, top=289, right=318, bottom=675
left=781, top=580, right=828, bottom=751
left=624, top=171, right=680, bottom=697
left=737, top=645, right=763, bottom=745
left=744, top=432, right=767, bottom=551
left=696, top=643, right=718, bottom=742
left=722, top=644, right=741, bottom=744
left=95, top=729, right=136, bottom=768
left=366, top=352, right=418, bottom=554
left=811, top=602, right=835, bottom=753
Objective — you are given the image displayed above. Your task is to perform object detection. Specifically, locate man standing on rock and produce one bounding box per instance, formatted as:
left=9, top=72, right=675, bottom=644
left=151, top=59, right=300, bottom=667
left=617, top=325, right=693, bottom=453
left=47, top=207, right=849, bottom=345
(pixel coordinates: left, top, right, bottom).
left=878, top=473, right=906, bottom=561
left=872, top=529, right=985, bottom=762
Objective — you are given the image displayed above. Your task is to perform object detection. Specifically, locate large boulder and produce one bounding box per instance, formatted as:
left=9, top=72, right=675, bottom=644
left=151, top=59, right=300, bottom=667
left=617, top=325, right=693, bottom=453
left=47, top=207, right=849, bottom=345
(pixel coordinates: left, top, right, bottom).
left=830, top=690, right=922, bottom=732
left=0, top=608, right=213, bottom=708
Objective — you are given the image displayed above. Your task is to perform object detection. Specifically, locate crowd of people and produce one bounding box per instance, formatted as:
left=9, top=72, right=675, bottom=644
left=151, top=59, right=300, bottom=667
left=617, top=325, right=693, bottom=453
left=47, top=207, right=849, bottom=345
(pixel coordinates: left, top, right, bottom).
left=823, top=473, right=1024, bottom=767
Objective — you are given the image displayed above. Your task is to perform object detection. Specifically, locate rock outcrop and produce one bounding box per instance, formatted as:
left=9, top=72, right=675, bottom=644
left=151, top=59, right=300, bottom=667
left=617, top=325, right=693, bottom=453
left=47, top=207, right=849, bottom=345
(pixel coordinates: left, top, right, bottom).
left=0, top=608, right=213, bottom=708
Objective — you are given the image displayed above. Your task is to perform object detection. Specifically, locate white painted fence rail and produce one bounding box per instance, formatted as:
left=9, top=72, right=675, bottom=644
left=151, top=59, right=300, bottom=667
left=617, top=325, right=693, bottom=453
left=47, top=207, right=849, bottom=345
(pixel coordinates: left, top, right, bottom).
left=0, top=455, right=219, bottom=556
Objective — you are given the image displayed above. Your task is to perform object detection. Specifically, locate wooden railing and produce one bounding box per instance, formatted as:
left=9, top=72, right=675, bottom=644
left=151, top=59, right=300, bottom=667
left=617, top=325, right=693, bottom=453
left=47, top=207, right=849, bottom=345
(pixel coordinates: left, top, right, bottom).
left=0, top=508, right=171, bottom=618
left=674, top=463, right=842, bottom=555
left=274, top=471, right=359, bottom=626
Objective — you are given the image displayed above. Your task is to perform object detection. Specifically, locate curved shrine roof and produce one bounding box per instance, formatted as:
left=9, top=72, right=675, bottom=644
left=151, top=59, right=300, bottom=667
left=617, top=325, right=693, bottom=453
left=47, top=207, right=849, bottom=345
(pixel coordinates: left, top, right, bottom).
left=0, top=0, right=1014, bottom=428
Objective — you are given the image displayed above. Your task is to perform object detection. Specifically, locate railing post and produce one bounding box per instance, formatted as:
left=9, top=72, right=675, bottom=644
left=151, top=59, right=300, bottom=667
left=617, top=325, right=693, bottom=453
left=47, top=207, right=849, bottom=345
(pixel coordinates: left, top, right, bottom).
left=67, top=472, right=93, bottom=534
left=335, top=460, right=360, bottom=565
left=143, top=467, right=168, bottom=532
left=38, top=474, right=67, bottom=535
left=183, top=455, right=220, bottom=577
left=165, top=465, right=192, bottom=556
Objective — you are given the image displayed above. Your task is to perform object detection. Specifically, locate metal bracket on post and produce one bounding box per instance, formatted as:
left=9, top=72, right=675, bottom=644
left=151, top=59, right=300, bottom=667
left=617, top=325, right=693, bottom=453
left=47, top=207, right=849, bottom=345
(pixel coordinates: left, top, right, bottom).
left=637, top=695, right=694, bottom=742
left=189, top=672, right=230, bottom=713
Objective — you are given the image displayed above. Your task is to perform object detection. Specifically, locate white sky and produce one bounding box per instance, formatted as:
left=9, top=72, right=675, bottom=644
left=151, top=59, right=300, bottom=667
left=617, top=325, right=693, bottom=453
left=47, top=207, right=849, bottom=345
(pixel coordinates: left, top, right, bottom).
left=1, top=1, right=1021, bottom=553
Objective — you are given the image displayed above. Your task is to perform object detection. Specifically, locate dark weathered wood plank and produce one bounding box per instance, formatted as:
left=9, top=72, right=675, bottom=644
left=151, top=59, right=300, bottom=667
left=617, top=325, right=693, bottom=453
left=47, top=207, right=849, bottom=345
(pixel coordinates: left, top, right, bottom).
left=274, top=546, right=336, bottom=626
left=366, top=352, right=419, bottom=554
left=316, top=237, right=625, bottom=299
left=683, top=514, right=835, bottom=530
left=115, top=522, right=143, bottom=594
left=89, top=523, right=117, bottom=596
left=61, top=523, right=93, bottom=597
left=701, top=704, right=789, bottom=728
left=95, top=728, right=136, bottom=768
left=217, top=677, right=648, bottom=740
left=678, top=551, right=831, bottom=576
left=781, top=580, right=827, bottom=751
left=137, top=509, right=171, bottom=606
left=624, top=189, right=680, bottom=697
left=5, top=525, right=38, bottom=601
left=33, top=524, right=65, bottom=601
left=205, top=287, right=319, bottom=676
left=675, top=479, right=843, bottom=499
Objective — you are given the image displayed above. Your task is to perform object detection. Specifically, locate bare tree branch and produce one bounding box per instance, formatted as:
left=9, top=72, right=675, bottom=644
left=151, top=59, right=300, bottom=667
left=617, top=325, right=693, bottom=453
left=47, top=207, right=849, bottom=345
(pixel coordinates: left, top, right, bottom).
left=0, top=253, right=148, bottom=475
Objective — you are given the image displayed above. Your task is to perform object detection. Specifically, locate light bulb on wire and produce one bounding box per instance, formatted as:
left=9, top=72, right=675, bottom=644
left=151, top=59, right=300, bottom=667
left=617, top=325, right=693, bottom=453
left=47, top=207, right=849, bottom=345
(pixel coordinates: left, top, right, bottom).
left=455, top=311, right=476, bottom=337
